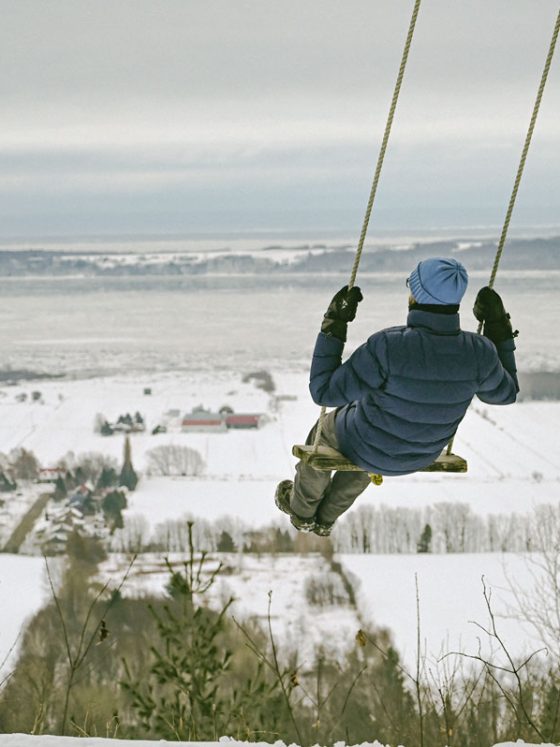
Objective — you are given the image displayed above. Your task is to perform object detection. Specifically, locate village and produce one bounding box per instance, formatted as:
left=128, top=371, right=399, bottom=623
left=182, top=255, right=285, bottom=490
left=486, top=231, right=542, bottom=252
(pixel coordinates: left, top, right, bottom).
left=0, top=373, right=276, bottom=559
left=0, top=438, right=138, bottom=556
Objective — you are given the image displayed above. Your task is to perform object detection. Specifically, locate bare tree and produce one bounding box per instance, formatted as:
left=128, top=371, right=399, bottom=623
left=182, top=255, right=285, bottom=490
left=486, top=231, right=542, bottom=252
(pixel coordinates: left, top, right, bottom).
left=146, top=444, right=205, bottom=477
left=152, top=516, right=217, bottom=553
left=507, top=504, right=560, bottom=664
left=444, top=576, right=546, bottom=742
left=93, top=413, right=107, bottom=434
left=109, top=514, right=151, bottom=553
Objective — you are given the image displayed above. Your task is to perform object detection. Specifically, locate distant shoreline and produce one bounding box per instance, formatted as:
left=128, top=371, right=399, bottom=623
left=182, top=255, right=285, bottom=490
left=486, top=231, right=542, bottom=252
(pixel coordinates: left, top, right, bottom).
left=0, top=235, right=559, bottom=276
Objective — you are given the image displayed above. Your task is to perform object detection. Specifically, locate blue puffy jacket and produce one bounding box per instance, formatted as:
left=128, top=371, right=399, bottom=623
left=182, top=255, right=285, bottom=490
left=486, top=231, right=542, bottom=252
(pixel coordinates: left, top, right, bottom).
left=309, top=308, right=518, bottom=475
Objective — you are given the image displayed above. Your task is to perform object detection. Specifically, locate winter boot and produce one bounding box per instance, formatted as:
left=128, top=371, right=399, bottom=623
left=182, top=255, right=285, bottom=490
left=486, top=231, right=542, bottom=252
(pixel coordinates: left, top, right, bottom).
left=274, top=479, right=316, bottom=532
left=312, top=520, right=335, bottom=537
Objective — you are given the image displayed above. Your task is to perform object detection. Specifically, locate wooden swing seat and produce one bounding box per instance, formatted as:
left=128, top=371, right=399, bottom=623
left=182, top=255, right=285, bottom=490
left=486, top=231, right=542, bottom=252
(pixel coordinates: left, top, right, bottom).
left=292, top=444, right=468, bottom=474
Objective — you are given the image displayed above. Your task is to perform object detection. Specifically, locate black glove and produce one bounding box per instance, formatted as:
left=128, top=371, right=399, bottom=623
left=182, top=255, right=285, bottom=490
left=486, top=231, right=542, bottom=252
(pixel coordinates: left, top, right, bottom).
left=321, top=285, right=363, bottom=342
left=473, top=286, right=517, bottom=343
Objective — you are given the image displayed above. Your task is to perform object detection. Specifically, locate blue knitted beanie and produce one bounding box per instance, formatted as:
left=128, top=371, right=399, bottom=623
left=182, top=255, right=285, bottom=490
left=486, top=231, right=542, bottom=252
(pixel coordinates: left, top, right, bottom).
left=407, top=257, right=468, bottom=305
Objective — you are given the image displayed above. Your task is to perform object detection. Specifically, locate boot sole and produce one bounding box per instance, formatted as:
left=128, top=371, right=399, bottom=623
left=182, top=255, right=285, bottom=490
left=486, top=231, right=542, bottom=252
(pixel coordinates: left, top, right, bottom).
left=275, top=481, right=315, bottom=532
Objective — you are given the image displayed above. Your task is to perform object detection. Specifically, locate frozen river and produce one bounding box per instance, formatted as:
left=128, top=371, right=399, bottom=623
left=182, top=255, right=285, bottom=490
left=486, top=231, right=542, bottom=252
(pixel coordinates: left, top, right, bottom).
left=0, top=270, right=558, bottom=377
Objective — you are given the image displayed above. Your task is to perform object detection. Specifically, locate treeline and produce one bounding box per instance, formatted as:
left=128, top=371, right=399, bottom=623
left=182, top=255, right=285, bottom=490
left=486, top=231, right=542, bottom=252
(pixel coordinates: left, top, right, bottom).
left=108, top=513, right=299, bottom=554
left=109, top=501, right=560, bottom=555
left=2, top=529, right=560, bottom=746
left=333, top=502, right=548, bottom=554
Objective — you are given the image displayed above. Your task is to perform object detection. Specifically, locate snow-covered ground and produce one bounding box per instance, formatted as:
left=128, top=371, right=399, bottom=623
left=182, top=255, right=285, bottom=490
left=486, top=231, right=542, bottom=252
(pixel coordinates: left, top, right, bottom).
left=0, top=371, right=274, bottom=472
left=0, top=555, right=48, bottom=683
left=341, top=552, right=544, bottom=672
left=0, top=735, right=549, bottom=747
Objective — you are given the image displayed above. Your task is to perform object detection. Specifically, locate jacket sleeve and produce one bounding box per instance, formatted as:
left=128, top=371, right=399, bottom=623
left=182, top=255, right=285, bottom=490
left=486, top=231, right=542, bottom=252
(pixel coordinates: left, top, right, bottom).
left=309, top=331, right=387, bottom=407
left=477, top=337, right=519, bottom=405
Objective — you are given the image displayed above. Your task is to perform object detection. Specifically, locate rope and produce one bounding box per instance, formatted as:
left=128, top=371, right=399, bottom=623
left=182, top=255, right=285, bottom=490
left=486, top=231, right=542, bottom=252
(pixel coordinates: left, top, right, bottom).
left=447, top=5, right=560, bottom=454
left=349, top=0, right=422, bottom=290
left=313, top=0, right=422, bottom=450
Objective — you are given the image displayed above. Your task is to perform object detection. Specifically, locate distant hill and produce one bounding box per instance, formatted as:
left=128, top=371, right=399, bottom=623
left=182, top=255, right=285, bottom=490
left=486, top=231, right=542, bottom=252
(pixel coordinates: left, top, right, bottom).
left=1, top=236, right=559, bottom=276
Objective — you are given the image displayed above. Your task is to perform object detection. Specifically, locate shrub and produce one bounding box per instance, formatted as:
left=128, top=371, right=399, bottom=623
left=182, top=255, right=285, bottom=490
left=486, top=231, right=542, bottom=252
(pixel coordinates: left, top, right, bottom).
left=304, top=571, right=348, bottom=607
left=9, top=448, right=40, bottom=480
left=242, top=369, right=275, bottom=393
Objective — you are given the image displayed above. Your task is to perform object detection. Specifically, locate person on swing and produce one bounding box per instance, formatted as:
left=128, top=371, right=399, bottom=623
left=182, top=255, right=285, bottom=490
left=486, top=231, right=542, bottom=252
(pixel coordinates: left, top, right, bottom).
left=275, top=257, right=519, bottom=537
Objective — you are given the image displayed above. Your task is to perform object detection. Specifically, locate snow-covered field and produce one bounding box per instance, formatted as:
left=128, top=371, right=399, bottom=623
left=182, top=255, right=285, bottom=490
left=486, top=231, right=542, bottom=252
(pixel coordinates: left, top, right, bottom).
left=0, top=371, right=558, bottom=537
left=342, top=552, right=543, bottom=671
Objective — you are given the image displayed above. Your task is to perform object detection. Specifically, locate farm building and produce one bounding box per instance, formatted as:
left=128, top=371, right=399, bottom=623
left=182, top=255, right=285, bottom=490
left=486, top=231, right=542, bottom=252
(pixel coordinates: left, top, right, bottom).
left=178, top=406, right=266, bottom=432
left=182, top=407, right=227, bottom=433
left=225, top=413, right=265, bottom=429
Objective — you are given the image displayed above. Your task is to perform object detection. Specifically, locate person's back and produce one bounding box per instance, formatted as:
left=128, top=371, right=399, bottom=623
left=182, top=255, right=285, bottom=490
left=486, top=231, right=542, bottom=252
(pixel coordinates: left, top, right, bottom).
left=312, top=303, right=518, bottom=475
left=276, top=257, right=519, bottom=535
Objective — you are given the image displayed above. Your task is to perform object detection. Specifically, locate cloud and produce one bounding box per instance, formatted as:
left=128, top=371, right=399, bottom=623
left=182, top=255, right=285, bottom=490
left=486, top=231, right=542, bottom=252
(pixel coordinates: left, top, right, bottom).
left=0, top=0, right=559, bottom=235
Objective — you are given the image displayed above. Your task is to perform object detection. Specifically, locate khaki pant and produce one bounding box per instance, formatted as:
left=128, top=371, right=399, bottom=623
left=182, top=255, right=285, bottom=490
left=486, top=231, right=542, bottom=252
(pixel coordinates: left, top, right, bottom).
left=291, top=409, right=371, bottom=525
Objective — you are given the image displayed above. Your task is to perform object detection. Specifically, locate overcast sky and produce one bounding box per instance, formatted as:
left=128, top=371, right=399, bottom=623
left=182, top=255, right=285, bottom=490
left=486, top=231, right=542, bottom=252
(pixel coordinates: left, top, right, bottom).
left=1, top=0, right=559, bottom=238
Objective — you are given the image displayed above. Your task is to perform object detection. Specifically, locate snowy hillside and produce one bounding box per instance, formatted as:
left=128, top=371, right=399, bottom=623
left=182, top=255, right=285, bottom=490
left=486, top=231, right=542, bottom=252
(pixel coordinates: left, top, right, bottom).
left=0, top=556, right=48, bottom=681
left=98, top=552, right=359, bottom=668
left=92, top=549, right=547, bottom=675
left=341, top=552, right=541, bottom=671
